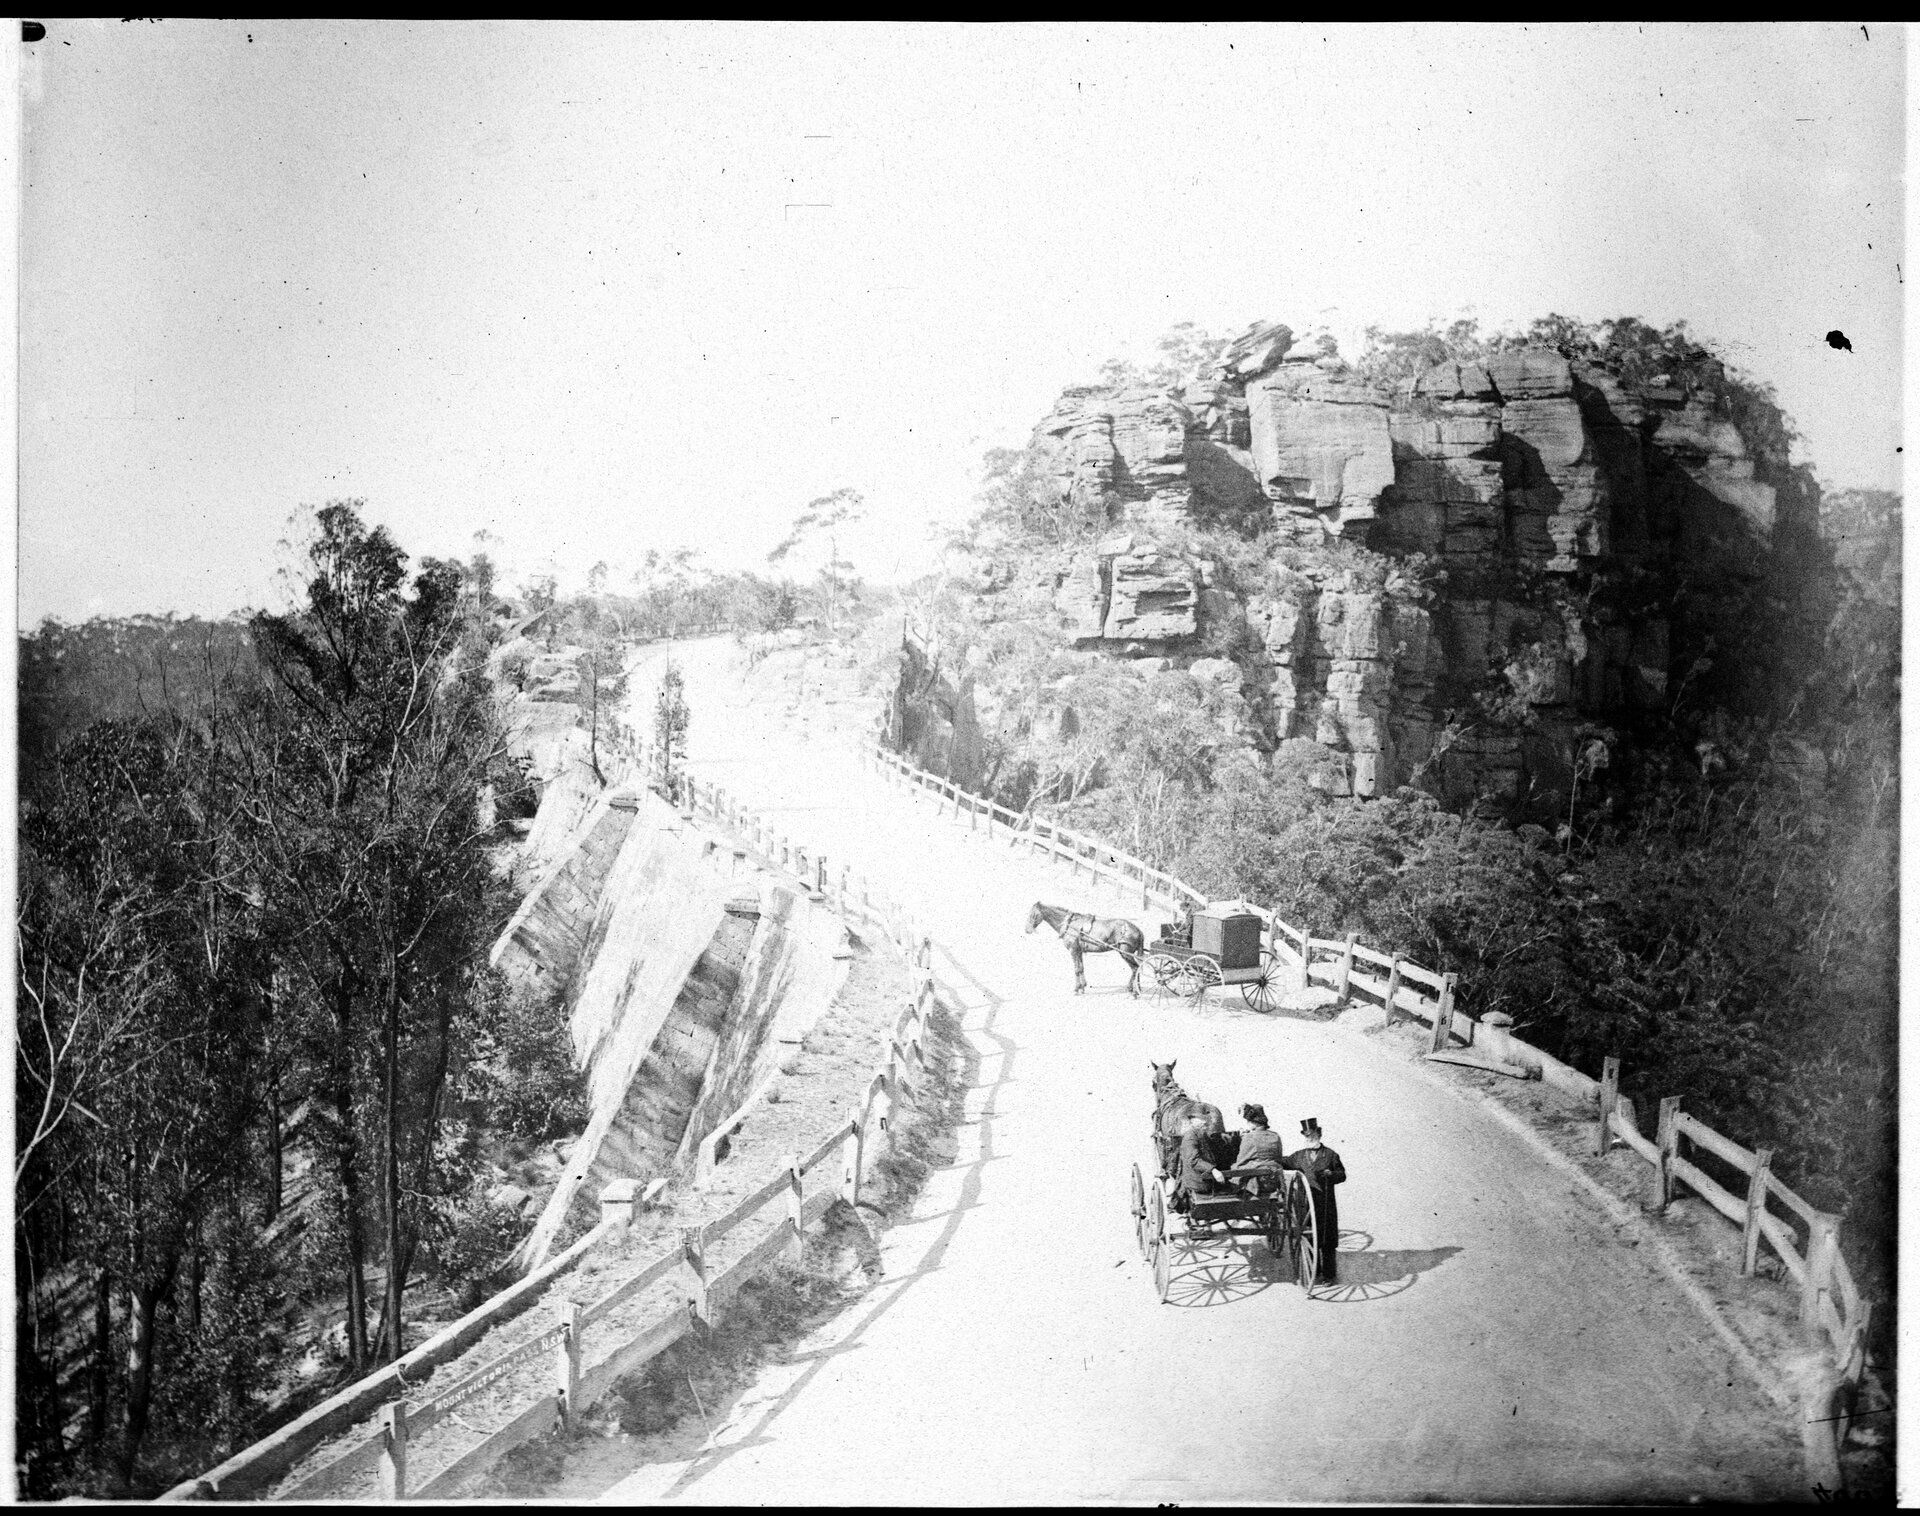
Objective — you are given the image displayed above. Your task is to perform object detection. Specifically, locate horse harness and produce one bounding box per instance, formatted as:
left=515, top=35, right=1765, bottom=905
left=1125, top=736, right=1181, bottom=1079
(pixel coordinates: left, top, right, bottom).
left=1057, top=910, right=1101, bottom=951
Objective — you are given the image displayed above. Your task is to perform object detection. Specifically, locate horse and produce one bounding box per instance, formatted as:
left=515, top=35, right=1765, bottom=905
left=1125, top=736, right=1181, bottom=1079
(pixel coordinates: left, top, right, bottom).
left=1150, top=1060, right=1226, bottom=1181
left=1026, top=901, right=1146, bottom=996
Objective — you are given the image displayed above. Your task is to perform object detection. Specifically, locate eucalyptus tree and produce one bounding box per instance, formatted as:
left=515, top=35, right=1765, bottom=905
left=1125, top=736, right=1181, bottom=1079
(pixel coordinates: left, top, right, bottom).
left=240, top=503, right=513, bottom=1371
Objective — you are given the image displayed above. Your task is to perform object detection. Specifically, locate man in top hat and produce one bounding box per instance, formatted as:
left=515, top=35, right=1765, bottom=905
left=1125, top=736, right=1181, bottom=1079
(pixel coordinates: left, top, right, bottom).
left=1282, top=1117, right=1345, bottom=1283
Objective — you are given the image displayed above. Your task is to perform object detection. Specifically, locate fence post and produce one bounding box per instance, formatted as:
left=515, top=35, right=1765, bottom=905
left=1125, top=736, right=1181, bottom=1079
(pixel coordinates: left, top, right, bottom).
left=1428, top=974, right=1459, bottom=1053
left=816, top=856, right=828, bottom=897
left=1337, top=934, right=1356, bottom=1001
left=1592, top=1056, right=1620, bottom=1156
left=845, top=1108, right=865, bottom=1209
left=599, top=1178, right=637, bottom=1233
left=1382, top=956, right=1403, bottom=1027
left=1741, top=1148, right=1775, bottom=1276
left=378, top=1399, right=408, bottom=1501
left=1801, top=1212, right=1840, bottom=1332
left=784, top=1153, right=805, bottom=1266
left=556, top=1300, right=581, bottom=1432
left=1650, top=1096, right=1681, bottom=1213
left=683, top=1226, right=710, bottom=1326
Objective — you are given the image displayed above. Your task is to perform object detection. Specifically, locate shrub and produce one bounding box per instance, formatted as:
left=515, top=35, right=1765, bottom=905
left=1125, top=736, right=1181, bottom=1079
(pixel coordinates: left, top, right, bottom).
left=461, top=983, right=589, bottom=1144
left=434, top=1201, right=530, bottom=1310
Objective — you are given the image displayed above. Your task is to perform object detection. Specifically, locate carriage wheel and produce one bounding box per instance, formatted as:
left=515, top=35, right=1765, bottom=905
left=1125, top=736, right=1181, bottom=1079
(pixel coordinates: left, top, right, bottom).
left=1146, top=952, right=1184, bottom=993
left=1148, top=1181, right=1172, bottom=1302
left=1130, top=1163, right=1150, bottom=1261
left=1287, top=1172, right=1320, bottom=1293
left=1179, top=955, right=1222, bottom=1001
left=1265, top=1185, right=1286, bottom=1256
left=1241, top=949, right=1282, bottom=1013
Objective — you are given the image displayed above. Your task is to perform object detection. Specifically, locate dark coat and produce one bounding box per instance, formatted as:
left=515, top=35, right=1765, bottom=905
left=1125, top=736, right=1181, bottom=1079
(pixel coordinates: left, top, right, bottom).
left=1177, top=1131, right=1225, bottom=1197
left=1283, top=1143, right=1345, bottom=1281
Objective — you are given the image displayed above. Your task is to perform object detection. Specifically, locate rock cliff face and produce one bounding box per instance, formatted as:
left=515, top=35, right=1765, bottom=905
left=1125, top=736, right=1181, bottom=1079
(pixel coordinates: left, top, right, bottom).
left=503, top=785, right=851, bottom=1272
left=941, top=321, right=1802, bottom=814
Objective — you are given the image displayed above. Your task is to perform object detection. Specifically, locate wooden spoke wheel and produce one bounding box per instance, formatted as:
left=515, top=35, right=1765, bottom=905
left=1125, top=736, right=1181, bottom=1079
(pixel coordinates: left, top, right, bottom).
left=1130, top=1163, right=1150, bottom=1261
left=1286, top=1171, right=1320, bottom=1293
left=1149, top=1180, right=1172, bottom=1303
left=1241, top=949, right=1282, bottom=1013
left=1178, top=954, right=1222, bottom=1001
left=1145, top=951, right=1186, bottom=994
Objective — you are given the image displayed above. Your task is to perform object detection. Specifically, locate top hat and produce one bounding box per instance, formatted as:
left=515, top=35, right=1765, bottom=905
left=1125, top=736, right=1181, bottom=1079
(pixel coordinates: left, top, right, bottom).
left=1241, top=1103, right=1268, bottom=1126
left=1300, top=1117, right=1322, bottom=1139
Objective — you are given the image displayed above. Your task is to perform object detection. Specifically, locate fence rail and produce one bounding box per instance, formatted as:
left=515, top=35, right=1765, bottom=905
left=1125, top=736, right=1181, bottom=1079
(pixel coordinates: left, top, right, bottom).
left=867, top=713, right=1874, bottom=1476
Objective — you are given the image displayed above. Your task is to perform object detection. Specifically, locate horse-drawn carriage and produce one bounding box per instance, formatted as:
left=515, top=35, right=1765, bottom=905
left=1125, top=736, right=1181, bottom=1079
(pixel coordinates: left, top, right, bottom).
left=1132, top=1063, right=1319, bottom=1302
left=1130, top=1162, right=1320, bottom=1303
left=1144, top=903, right=1282, bottom=1012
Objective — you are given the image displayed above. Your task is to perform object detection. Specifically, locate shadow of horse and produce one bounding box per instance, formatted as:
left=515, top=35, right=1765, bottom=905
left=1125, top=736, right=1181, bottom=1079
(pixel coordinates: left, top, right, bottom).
left=1311, top=1231, right=1462, bottom=1304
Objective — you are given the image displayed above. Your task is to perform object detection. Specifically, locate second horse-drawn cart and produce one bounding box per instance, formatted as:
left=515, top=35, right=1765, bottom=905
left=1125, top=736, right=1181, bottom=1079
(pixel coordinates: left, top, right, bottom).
left=1144, top=902, right=1283, bottom=1012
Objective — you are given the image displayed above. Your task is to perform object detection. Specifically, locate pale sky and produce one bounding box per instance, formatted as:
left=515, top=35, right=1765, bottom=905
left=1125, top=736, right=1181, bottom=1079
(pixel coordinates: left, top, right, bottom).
left=17, top=20, right=1907, bottom=626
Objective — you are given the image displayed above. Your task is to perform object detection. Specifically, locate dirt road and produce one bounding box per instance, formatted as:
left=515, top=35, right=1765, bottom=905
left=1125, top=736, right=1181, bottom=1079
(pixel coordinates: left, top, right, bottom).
left=597, top=636, right=1804, bottom=1504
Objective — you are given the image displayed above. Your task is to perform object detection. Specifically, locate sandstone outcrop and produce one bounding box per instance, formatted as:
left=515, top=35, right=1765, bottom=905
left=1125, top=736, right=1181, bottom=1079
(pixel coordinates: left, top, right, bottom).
left=1248, top=361, right=1397, bottom=534
left=933, top=321, right=1790, bottom=812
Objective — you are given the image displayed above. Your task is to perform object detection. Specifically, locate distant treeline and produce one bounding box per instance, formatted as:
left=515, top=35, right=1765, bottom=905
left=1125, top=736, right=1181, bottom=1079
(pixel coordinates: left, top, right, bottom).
left=510, top=544, right=849, bottom=647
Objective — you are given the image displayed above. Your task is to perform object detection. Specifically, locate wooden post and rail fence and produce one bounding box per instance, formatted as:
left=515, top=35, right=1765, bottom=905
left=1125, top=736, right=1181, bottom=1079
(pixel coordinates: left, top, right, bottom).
left=862, top=715, right=1876, bottom=1475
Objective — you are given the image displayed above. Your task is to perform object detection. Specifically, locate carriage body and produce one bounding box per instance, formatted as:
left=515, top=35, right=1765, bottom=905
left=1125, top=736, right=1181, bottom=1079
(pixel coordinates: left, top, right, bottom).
left=1192, top=908, right=1262, bottom=974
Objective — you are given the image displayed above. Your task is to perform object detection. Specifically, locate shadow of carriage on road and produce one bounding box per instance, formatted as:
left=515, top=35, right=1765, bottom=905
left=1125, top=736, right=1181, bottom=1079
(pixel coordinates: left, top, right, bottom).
left=1310, top=1231, right=1463, bottom=1304
left=1161, top=1228, right=1463, bottom=1308
left=1161, top=1225, right=1283, bottom=1308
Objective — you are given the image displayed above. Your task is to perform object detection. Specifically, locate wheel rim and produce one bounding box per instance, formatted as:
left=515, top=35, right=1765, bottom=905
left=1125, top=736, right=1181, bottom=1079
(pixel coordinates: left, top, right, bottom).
left=1242, top=977, right=1280, bottom=1013
left=1188, top=957, right=1221, bottom=1000
left=1292, top=1176, right=1319, bottom=1292
left=1130, top=1165, right=1148, bottom=1260
left=1148, top=1183, right=1171, bottom=1300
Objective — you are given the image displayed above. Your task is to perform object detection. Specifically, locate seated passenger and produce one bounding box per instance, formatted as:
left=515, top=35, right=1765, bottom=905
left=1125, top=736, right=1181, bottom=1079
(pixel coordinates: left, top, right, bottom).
left=1175, top=1127, right=1228, bottom=1207
left=1232, top=1103, right=1286, bottom=1193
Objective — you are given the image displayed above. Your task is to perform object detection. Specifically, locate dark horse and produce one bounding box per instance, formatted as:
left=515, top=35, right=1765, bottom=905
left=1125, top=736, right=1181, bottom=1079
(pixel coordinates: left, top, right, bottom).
left=1026, top=902, right=1146, bottom=996
left=1150, top=1061, right=1226, bottom=1180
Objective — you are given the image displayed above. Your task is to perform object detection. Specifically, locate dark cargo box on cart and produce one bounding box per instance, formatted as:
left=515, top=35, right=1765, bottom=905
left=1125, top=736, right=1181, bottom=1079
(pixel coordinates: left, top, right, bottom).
left=1192, top=906, right=1262, bottom=971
